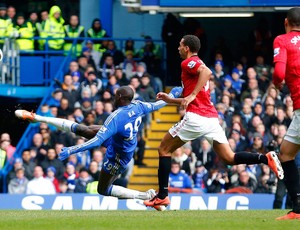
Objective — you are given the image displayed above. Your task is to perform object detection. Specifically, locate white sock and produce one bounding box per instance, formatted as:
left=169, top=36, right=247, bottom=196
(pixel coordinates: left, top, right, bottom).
left=35, top=115, right=78, bottom=132
left=110, top=185, right=149, bottom=200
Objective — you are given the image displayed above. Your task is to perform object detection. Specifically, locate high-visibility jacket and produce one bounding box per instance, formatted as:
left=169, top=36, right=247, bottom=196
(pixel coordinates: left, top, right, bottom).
left=87, top=28, right=107, bottom=51
left=40, top=5, right=65, bottom=50
left=64, top=25, right=84, bottom=56
left=13, top=22, right=34, bottom=51
left=86, top=181, right=98, bottom=194
left=0, top=17, right=12, bottom=44
left=0, top=148, right=6, bottom=170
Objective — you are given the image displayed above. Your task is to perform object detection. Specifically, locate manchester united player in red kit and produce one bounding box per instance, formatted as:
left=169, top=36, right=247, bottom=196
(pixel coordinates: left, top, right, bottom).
left=144, top=34, right=284, bottom=210
left=272, top=7, right=300, bottom=220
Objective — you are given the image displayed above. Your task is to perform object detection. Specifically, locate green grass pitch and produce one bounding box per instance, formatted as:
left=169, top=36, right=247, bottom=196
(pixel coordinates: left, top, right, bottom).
left=0, top=210, right=298, bottom=230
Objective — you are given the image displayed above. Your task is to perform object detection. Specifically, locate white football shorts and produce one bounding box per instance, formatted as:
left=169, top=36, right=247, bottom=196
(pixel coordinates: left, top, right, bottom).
left=169, top=112, right=228, bottom=146
left=284, top=109, right=300, bottom=145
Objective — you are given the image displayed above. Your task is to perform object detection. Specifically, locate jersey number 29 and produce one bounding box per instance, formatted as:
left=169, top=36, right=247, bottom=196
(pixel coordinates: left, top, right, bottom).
left=124, top=116, right=142, bottom=141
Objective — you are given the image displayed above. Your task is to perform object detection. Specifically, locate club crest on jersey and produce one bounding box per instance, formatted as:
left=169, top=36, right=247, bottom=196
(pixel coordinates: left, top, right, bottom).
left=187, top=60, right=196, bottom=68
left=274, top=47, right=280, bottom=57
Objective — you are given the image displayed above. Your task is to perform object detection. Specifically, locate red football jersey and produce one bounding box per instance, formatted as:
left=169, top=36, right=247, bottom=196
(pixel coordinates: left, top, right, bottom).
left=181, top=55, right=218, bottom=118
left=273, top=31, right=300, bottom=110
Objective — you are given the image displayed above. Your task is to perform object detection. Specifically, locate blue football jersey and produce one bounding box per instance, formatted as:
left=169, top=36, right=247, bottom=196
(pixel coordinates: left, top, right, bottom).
left=65, top=100, right=167, bottom=167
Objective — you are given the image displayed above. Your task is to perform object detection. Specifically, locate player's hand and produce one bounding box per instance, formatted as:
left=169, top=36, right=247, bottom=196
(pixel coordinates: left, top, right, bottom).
left=156, top=92, right=171, bottom=102
left=181, top=94, right=196, bottom=109
left=59, top=147, right=71, bottom=161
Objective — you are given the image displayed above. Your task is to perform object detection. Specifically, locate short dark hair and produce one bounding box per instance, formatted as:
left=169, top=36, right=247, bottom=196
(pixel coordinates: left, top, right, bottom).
left=182, top=35, right=201, bottom=53
left=287, top=7, right=300, bottom=27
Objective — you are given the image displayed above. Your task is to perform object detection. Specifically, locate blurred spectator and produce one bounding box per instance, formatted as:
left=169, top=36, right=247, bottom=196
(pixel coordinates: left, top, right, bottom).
left=206, top=168, right=229, bottom=193
left=168, top=161, right=193, bottom=193
left=78, top=55, right=91, bottom=76
left=8, top=167, right=28, bottom=194
left=41, top=5, right=65, bottom=51
left=74, top=167, right=93, bottom=193
left=211, top=60, right=226, bottom=89
left=275, top=106, right=291, bottom=127
left=255, top=164, right=276, bottom=194
left=231, top=170, right=258, bottom=192
left=7, top=157, right=23, bottom=183
left=40, top=148, right=64, bottom=180
left=195, top=138, right=217, bottom=171
left=57, top=97, right=73, bottom=118
left=92, top=149, right=103, bottom=170
left=88, top=160, right=100, bottom=181
left=0, top=133, right=15, bottom=160
left=262, top=104, right=276, bottom=129
left=45, top=166, right=60, bottom=193
left=138, top=36, right=162, bottom=75
left=114, top=67, right=129, bottom=86
left=192, top=161, right=208, bottom=193
left=87, top=18, right=109, bottom=51
left=64, top=14, right=85, bottom=56
left=248, top=132, right=266, bottom=154
left=182, top=142, right=197, bottom=175
left=67, top=60, right=84, bottom=81
left=123, top=39, right=137, bottom=56
left=94, top=100, right=109, bottom=125
left=47, top=88, right=63, bottom=107
left=61, top=74, right=80, bottom=110
left=254, top=55, right=272, bottom=91
left=0, top=4, right=11, bottom=49
left=80, top=71, right=102, bottom=92
left=99, top=55, right=115, bottom=88
left=36, top=9, right=49, bottom=50
left=106, top=74, right=120, bottom=96
left=11, top=13, right=34, bottom=51
left=172, top=147, right=191, bottom=175
left=31, top=133, right=48, bottom=164
left=100, top=40, right=124, bottom=67
left=85, top=40, right=101, bottom=70
left=139, top=74, right=156, bottom=102
left=210, top=79, right=222, bottom=105
left=63, top=162, right=79, bottom=193
left=7, top=5, right=16, bottom=21
left=82, top=47, right=97, bottom=70
left=119, top=50, right=137, bottom=79
left=84, top=112, right=96, bottom=126
left=26, top=166, right=56, bottom=194
left=230, top=129, right=249, bottom=152
left=21, top=148, right=36, bottom=180
left=229, top=68, right=245, bottom=96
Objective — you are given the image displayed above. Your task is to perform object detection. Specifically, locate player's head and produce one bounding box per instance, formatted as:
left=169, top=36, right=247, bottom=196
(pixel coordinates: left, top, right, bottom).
left=114, top=86, right=134, bottom=108
left=285, top=7, right=300, bottom=32
left=178, top=35, right=201, bottom=59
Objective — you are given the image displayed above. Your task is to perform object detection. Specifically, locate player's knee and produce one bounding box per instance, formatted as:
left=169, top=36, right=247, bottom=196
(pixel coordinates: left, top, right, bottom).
left=158, top=145, right=169, bottom=157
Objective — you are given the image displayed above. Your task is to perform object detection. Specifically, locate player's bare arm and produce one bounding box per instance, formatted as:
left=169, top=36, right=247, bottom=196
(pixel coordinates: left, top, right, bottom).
left=181, top=64, right=212, bottom=109
left=156, top=92, right=183, bottom=105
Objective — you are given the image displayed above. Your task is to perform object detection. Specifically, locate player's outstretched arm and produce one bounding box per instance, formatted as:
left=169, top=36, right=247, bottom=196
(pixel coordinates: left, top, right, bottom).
left=147, top=86, right=183, bottom=111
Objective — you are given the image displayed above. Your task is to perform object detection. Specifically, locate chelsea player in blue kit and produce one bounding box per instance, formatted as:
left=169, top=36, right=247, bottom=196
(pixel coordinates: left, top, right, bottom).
left=16, top=86, right=182, bottom=200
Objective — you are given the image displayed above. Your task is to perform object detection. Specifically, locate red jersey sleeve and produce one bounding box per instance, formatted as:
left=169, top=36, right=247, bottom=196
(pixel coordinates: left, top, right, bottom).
left=184, top=59, right=202, bottom=76
left=272, top=35, right=287, bottom=86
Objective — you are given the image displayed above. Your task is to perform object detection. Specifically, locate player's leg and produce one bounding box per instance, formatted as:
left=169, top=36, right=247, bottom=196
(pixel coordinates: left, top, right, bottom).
left=97, top=156, right=156, bottom=200
left=144, top=131, right=185, bottom=209
left=276, top=139, right=300, bottom=220
left=15, top=109, right=99, bottom=139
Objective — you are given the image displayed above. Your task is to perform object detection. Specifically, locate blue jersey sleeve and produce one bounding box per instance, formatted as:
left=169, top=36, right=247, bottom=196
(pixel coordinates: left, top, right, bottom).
left=65, top=118, right=118, bottom=155
left=138, top=100, right=167, bottom=114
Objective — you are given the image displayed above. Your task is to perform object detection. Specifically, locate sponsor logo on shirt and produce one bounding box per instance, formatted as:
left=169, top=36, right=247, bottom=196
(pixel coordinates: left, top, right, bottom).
left=274, top=47, right=280, bottom=57
left=99, top=126, right=108, bottom=133
left=187, top=60, right=196, bottom=68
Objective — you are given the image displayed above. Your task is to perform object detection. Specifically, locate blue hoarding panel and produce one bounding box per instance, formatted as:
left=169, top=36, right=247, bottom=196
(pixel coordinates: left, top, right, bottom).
left=0, top=194, right=277, bottom=210
left=20, top=56, right=44, bottom=85
left=158, top=0, right=299, bottom=7
left=49, top=56, right=65, bottom=83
